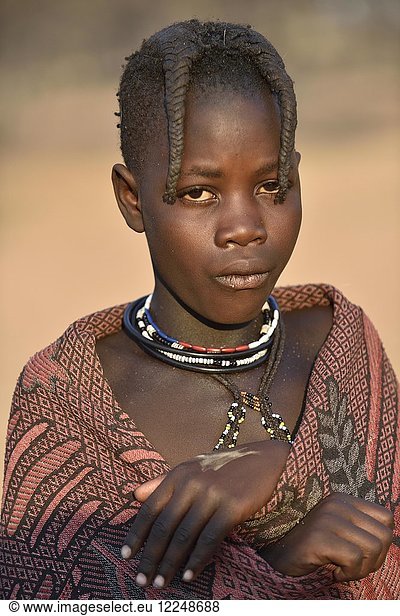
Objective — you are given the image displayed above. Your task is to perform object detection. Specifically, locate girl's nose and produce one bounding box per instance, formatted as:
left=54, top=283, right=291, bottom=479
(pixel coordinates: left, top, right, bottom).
left=214, top=197, right=267, bottom=248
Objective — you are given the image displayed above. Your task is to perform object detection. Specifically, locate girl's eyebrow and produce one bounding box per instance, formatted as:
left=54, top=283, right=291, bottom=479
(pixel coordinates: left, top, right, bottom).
left=255, top=161, right=279, bottom=175
left=181, top=161, right=279, bottom=180
left=182, top=166, right=224, bottom=179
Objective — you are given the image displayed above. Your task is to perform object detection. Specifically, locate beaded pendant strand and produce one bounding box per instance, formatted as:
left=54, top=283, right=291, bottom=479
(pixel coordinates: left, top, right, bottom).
left=213, top=392, right=292, bottom=449
left=213, top=391, right=292, bottom=449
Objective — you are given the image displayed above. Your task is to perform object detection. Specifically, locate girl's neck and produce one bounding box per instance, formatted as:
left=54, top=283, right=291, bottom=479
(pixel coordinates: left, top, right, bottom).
left=149, top=281, right=264, bottom=349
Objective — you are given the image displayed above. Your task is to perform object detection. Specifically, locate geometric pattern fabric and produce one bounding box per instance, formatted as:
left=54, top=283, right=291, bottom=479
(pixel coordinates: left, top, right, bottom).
left=1, top=284, right=399, bottom=599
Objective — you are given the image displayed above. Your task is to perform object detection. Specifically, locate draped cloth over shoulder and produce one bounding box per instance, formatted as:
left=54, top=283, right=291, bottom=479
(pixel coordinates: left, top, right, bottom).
left=1, top=284, right=399, bottom=599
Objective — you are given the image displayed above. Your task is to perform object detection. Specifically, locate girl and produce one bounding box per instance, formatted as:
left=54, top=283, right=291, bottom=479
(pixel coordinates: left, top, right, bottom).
left=1, top=20, right=398, bottom=600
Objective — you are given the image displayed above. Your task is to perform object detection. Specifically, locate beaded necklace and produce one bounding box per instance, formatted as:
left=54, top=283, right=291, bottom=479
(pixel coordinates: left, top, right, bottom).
left=123, top=295, right=279, bottom=373
left=123, top=295, right=292, bottom=447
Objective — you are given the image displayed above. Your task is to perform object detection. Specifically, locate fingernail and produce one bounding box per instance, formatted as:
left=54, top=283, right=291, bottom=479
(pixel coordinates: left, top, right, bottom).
left=121, top=545, right=131, bottom=559
left=153, top=575, right=165, bottom=588
left=182, top=569, right=194, bottom=582
left=136, top=572, right=147, bottom=586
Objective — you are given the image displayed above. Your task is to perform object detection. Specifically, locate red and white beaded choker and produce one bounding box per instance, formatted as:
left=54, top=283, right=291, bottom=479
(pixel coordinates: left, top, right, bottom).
left=123, top=294, right=280, bottom=373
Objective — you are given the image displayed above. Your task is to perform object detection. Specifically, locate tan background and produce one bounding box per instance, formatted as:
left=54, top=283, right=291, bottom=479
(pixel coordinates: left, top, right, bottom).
left=1, top=0, right=399, bottom=496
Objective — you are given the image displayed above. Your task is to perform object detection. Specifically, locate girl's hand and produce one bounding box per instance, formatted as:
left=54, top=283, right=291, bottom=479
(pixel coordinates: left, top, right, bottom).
left=260, top=493, right=394, bottom=582
left=121, top=440, right=290, bottom=589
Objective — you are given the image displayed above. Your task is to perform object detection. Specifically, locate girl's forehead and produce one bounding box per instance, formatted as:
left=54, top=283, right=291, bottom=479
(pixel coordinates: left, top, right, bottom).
left=183, top=89, right=281, bottom=138
left=143, top=90, right=281, bottom=181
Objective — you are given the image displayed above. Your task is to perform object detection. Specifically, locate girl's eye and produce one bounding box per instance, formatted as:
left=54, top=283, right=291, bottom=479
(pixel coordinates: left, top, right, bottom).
left=179, top=188, right=217, bottom=204
left=258, top=180, right=280, bottom=195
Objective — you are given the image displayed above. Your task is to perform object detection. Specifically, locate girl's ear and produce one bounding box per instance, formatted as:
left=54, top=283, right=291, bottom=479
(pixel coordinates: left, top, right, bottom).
left=111, top=163, right=145, bottom=233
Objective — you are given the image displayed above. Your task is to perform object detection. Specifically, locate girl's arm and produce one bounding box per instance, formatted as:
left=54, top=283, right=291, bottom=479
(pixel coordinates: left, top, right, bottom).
left=121, top=443, right=394, bottom=589
left=259, top=492, right=394, bottom=581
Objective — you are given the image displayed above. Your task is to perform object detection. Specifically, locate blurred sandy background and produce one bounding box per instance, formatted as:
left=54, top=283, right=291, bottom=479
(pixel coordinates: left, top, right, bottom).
left=1, top=0, right=399, bottom=494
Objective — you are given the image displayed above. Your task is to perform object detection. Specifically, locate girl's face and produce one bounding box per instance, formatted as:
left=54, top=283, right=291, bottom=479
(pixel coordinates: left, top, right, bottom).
left=125, top=89, right=301, bottom=326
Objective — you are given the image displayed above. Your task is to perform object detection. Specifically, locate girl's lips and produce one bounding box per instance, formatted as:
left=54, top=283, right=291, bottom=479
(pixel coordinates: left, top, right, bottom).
left=214, top=272, right=270, bottom=290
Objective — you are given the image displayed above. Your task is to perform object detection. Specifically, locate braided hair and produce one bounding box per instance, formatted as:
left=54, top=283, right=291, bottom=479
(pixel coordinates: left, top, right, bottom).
left=118, top=20, right=297, bottom=204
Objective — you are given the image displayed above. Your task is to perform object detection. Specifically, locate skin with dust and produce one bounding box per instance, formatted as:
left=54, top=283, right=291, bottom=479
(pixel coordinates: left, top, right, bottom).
left=195, top=449, right=260, bottom=472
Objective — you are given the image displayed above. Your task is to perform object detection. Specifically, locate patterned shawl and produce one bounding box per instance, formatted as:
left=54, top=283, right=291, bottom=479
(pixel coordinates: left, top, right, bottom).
left=1, top=284, right=399, bottom=599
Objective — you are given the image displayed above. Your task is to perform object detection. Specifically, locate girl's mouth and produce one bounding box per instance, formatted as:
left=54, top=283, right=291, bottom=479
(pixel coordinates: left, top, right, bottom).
left=214, top=272, right=270, bottom=290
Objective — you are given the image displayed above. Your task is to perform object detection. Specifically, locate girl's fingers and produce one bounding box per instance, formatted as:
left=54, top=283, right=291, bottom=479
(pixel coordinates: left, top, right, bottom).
left=331, top=517, right=390, bottom=579
left=153, top=502, right=218, bottom=588
left=311, top=531, right=365, bottom=582
left=261, top=495, right=394, bottom=581
left=122, top=479, right=174, bottom=559
left=351, top=498, right=394, bottom=530
left=323, top=495, right=394, bottom=571
left=134, top=491, right=202, bottom=587
left=343, top=507, right=393, bottom=567
left=134, top=475, right=167, bottom=502
left=330, top=541, right=366, bottom=582
left=327, top=493, right=394, bottom=530
left=182, top=512, right=235, bottom=583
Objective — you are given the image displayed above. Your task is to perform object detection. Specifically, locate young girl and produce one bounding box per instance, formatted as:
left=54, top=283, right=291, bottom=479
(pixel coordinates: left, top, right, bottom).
left=1, top=20, right=398, bottom=600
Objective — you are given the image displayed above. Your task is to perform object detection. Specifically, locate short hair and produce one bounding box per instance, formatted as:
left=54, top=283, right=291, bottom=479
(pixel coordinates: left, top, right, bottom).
left=117, top=20, right=297, bottom=204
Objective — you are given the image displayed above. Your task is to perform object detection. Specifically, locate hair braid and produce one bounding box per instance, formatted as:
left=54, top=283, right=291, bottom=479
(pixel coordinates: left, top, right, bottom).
left=153, top=24, right=202, bottom=204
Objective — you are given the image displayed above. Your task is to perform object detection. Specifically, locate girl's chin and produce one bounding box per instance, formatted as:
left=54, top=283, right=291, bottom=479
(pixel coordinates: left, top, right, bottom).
left=194, top=300, right=270, bottom=329
left=153, top=280, right=275, bottom=328
left=203, top=291, right=276, bottom=325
